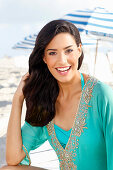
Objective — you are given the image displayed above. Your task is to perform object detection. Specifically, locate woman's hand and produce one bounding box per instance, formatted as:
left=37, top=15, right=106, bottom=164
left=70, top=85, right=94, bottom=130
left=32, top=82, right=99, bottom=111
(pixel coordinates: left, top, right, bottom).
left=14, top=72, right=29, bottom=101
left=6, top=72, right=30, bottom=165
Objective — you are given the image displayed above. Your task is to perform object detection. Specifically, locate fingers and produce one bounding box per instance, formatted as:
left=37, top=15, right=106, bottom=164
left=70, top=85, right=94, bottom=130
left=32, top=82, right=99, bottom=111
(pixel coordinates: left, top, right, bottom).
left=22, top=72, right=30, bottom=81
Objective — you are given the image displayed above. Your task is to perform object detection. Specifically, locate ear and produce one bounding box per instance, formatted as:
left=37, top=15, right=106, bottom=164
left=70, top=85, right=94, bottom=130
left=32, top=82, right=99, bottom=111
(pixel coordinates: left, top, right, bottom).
left=78, top=43, right=82, bottom=57
left=43, top=56, right=47, bottom=64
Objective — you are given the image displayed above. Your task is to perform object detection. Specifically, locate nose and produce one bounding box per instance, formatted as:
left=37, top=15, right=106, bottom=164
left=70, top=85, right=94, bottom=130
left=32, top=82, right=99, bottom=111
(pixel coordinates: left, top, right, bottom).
left=57, top=52, right=67, bottom=64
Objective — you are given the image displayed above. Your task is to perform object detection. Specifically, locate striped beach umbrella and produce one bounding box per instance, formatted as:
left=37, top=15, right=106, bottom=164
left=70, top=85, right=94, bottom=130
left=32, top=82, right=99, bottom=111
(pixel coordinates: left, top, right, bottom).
left=62, top=7, right=113, bottom=40
left=13, top=34, right=36, bottom=50
left=13, top=7, right=113, bottom=50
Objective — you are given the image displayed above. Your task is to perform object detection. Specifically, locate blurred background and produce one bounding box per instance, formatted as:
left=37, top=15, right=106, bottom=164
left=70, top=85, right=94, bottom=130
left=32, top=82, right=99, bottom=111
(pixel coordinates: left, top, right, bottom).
left=0, top=0, right=113, bottom=169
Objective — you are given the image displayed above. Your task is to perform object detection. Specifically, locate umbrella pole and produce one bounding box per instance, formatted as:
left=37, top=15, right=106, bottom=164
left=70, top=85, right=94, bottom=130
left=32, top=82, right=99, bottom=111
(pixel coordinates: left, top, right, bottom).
left=93, top=39, right=99, bottom=76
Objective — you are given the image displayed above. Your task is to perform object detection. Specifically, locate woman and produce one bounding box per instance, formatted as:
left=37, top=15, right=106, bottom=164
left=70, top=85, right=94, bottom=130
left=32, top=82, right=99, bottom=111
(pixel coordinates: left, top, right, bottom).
left=4, top=20, right=113, bottom=170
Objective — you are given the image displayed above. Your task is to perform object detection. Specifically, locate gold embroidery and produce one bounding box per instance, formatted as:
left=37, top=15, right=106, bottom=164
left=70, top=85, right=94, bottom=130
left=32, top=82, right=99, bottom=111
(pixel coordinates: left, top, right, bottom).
left=46, top=75, right=98, bottom=169
left=47, top=120, right=77, bottom=169
left=23, top=145, right=31, bottom=165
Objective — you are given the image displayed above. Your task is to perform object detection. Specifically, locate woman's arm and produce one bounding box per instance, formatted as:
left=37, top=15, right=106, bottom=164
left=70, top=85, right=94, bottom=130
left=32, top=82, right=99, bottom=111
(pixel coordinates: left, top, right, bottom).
left=1, top=165, right=46, bottom=170
left=98, top=83, right=113, bottom=170
left=6, top=73, right=29, bottom=165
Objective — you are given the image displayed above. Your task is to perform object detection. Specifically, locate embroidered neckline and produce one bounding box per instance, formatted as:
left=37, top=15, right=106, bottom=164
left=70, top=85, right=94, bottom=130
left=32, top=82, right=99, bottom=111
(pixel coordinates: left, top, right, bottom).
left=51, top=74, right=90, bottom=151
left=53, top=72, right=85, bottom=133
left=46, top=74, right=98, bottom=169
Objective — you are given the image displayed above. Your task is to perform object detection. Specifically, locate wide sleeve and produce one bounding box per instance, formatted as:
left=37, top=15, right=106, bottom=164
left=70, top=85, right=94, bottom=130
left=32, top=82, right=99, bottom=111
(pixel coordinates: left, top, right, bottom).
left=19, top=121, right=48, bottom=165
left=97, top=83, right=113, bottom=170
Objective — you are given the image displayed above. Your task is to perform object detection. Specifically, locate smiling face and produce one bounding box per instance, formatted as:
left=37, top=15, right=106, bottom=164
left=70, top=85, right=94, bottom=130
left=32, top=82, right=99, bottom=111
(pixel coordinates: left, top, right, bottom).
left=43, top=33, right=82, bottom=84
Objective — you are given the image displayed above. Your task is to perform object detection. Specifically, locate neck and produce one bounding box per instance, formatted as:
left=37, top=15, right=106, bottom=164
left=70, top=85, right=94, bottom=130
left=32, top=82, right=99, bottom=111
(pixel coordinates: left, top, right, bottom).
left=57, top=71, right=81, bottom=100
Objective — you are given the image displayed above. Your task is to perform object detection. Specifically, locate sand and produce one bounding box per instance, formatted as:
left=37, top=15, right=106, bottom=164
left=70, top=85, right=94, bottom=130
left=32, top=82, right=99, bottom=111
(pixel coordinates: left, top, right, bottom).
left=0, top=56, right=27, bottom=167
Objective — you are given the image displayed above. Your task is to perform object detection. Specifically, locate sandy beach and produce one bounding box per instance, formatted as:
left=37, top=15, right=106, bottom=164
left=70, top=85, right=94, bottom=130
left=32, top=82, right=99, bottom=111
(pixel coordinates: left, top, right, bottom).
left=0, top=54, right=113, bottom=168
left=0, top=56, right=27, bottom=167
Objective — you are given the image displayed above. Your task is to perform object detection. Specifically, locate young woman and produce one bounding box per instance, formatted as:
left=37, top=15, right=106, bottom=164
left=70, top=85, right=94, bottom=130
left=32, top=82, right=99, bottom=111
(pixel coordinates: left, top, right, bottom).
left=4, top=20, right=113, bottom=170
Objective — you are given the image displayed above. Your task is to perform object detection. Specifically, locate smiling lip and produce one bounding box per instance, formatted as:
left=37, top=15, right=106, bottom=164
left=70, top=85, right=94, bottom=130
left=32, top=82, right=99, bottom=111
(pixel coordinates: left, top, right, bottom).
left=55, top=66, right=71, bottom=70
left=55, top=66, right=71, bottom=75
left=55, top=66, right=71, bottom=69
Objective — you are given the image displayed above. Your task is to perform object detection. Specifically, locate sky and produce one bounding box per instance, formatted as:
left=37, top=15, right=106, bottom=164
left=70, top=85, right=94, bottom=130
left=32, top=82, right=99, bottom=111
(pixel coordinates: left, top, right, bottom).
left=0, top=0, right=113, bottom=58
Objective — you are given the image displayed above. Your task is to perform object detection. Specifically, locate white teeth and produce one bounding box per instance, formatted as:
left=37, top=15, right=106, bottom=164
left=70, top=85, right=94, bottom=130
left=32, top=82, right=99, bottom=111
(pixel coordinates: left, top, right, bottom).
left=56, top=66, right=70, bottom=71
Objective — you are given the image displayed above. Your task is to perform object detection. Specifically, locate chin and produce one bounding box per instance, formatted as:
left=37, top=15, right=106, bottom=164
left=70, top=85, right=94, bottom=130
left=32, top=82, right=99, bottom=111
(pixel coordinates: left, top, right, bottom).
left=56, top=77, right=74, bottom=84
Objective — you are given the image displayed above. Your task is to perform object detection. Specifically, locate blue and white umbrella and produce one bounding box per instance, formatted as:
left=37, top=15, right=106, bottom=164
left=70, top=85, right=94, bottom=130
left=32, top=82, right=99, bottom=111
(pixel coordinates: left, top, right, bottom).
left=62, top=7, right=113, bottom=40
left=13, top=34, right=36, bottom=50
left=13, top=7, right=113, bottom=50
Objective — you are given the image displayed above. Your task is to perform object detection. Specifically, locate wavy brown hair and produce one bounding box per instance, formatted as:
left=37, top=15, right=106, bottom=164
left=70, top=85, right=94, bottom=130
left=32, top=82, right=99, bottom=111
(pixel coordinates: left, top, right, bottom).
left=23, top=19, right=84, bottom=126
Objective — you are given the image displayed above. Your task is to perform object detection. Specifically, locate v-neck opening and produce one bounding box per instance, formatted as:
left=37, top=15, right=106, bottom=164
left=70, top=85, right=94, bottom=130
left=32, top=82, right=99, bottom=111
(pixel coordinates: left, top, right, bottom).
left=54, top=123, right=72, bottom=132
left=53, top=72, right=85, bottom=133
left=51, top=74, right=91, bottom=152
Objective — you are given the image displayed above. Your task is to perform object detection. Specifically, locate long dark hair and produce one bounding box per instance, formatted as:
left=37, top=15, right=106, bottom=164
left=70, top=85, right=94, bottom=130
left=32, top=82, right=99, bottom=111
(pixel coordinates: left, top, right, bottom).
left=23, top=19, right=84, bottom=126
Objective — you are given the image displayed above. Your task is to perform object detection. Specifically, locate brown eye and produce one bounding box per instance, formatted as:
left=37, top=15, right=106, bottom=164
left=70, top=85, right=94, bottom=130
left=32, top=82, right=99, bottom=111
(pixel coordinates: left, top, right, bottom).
left=65, top=49, right=73, bottom=53
left=49, top=52, right=56, bottom=55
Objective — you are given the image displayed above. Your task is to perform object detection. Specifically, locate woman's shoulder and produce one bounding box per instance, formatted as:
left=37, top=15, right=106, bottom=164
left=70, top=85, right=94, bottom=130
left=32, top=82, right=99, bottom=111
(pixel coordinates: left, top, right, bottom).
left=82, top=72, right=113, bottom=92
left=22, top=121, right=47, bottom=136
left=88, top=75, right=113, bottom=99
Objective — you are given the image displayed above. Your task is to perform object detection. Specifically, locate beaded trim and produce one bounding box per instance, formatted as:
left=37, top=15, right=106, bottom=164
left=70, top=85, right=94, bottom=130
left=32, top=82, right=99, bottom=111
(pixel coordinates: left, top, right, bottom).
left=46, top=75, right=98, bottom=169
left=23, top=145, right=31, bottom=165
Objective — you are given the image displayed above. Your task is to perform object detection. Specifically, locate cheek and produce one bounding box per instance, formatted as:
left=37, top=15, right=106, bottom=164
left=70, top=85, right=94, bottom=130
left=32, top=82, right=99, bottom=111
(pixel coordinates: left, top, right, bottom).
left=69, top=52, right=79, bottom=62
left=45, top=57, right=56, bottom=68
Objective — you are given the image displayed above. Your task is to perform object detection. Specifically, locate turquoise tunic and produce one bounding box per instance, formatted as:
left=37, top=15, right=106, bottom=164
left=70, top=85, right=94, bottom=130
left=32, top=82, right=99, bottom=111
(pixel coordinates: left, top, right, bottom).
left=20, top=73, right=113, bottom=170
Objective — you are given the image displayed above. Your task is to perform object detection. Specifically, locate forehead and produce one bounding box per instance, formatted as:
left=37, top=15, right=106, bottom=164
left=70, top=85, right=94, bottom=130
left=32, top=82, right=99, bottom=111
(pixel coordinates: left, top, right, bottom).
left=45, top=33, right=76, bottom=49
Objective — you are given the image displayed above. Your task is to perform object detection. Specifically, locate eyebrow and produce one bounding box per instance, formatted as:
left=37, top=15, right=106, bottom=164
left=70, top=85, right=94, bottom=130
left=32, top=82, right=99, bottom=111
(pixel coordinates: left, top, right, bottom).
left=46, top=45, right=73, bottom=51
